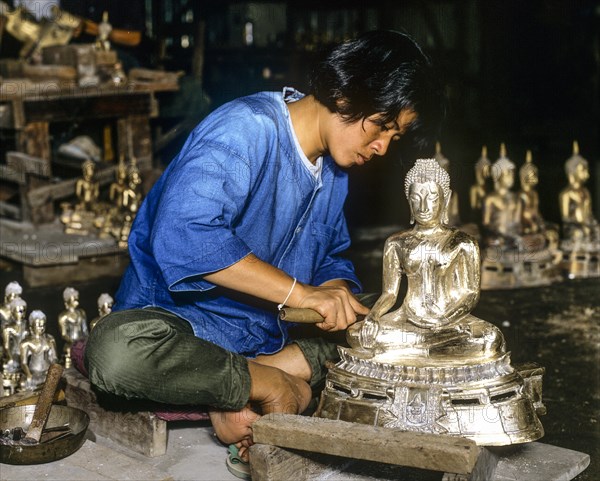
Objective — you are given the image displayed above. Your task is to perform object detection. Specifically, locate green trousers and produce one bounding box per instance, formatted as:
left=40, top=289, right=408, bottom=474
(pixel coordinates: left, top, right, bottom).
left=84, top=307, right=339, bottom=411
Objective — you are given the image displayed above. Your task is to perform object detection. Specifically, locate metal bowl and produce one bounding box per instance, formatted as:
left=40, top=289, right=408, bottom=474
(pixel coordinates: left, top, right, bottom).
left=0, top=404, right=89, bottom=465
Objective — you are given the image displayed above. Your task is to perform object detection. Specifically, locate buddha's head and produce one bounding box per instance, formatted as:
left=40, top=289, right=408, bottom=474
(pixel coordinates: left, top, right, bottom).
left=10, top=298, right=27, bottom=322
left=475, top=146, right=491, bottom=184
left=29, top=310, right=47, bottom=335
left=4, top=281, right=22, bottom=304
left=117, top=161, right=128, bottom=183
left=97, top=293, right=114, bottom=316
left=405, top=158, right=451, bottom=226
left=63, top=287, right=80, bottom=309
left=565, top=154, right=589, bottom=186
left=491, top=157, right=515, bottom=191
left=519, top=150, right=538, bottom=190
left=82, top=160, right=95, bottom=180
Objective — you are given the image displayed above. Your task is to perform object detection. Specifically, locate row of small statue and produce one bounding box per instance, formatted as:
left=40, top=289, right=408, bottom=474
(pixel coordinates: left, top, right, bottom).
left=437, top=140, right=598, bottom=288
left=60, top=157, right=143, bottom=248
left=0, top=281, right=113, bottom=396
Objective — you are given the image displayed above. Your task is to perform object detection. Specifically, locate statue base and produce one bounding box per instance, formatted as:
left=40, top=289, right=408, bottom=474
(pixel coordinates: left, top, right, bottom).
left=480, top=247, right=562, bottom=290
left=316, top=347, right=545, bottom=446
left=559, top=243, right=600, bottom=279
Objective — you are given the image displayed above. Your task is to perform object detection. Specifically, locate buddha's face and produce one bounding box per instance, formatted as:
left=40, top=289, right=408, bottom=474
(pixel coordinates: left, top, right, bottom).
left=497, top=169, right=514, bottom=189
left=574, top=163, right=589, bottom=183
left=409, top=181, right=444, bottom=227
left=66, top=295, right=79, bottom=309
left=520, top=165, right=538, bottom=188
left=12, top=304, right=26, bottom=321
left=32, top=318, right=46, bottom=335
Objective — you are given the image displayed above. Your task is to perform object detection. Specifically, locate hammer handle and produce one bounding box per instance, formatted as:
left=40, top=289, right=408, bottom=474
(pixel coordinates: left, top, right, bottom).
left=24, top=363, right=64, bottom=444
left=279, top=308, right=365, bottom=324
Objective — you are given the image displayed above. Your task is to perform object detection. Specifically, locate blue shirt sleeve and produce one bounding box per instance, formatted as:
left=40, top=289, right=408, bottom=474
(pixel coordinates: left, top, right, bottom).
left=151, top=140, right=255, bottom=292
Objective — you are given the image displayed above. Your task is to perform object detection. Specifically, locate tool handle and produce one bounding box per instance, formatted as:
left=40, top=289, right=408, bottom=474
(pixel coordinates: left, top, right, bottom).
left=24, top=363, right=64, bottom=444
left=279, top=308, right=366, bottom=324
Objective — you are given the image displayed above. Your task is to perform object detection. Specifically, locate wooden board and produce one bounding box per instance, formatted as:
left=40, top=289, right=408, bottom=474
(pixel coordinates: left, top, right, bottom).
left=252, top=413, right=482, bottom=475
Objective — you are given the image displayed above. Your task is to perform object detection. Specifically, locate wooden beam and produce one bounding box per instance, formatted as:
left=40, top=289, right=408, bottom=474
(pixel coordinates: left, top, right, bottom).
left=252, top=413, right=482, bottom=475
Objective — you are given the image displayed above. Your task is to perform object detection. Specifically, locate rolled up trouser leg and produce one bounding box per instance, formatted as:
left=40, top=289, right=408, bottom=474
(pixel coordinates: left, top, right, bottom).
left=84, top=307, right=251, bottom=411
left=292, top=337, right=340, bottom=390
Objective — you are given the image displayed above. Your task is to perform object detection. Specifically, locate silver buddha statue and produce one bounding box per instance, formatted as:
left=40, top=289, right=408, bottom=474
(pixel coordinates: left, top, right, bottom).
left=2, top=298, right=29, bottom=373
left=559, top=141, right=599, bottom=278
left=0, top=281, right=23, bottom=330
left=317, top=158, right=545, bottom=445
left=479, top=145, right=559, bottom=289
left=58, top=287, right=89, bottom=368
left=20, top=310, right=58, bottom=391
left=470, top=146, right=491, bottom=217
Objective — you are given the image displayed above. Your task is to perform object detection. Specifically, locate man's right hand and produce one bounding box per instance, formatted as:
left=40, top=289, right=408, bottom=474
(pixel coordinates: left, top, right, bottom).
left=291, top=282, right=369, bottom=332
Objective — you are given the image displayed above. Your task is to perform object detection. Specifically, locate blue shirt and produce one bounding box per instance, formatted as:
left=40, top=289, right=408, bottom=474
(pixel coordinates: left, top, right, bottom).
left=115, top=89, right=361, bottom=356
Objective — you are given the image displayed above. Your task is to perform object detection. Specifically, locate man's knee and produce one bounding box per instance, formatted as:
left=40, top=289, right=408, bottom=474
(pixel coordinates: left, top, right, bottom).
left=85, top=310, right=155, bottom=396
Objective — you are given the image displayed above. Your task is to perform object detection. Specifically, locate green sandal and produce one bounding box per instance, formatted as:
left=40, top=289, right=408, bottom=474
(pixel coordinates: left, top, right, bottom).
left=226, top=444, right=251, bottom=480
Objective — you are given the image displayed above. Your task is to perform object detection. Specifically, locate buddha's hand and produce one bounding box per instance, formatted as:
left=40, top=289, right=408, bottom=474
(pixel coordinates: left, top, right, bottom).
left=359, top=318, right=380, bottom=349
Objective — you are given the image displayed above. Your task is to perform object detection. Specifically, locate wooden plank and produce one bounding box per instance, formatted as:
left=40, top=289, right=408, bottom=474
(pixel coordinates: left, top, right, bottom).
left=24, top=253, right=128, bottom=287
left=22, top=92, right=153, bottom=123
left=7, top=151, right=52, bottom=178
left=252, top=413, right=482, bottom=475
left=250, top=444, right=495, bottom=481
left=63, top=367, right=168, bottom=458
left=26, top=166, right=116, bottom=209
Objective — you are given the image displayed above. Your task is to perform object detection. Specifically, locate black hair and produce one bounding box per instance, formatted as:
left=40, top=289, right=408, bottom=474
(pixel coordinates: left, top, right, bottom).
left=309, top=30, right=446, bottom=149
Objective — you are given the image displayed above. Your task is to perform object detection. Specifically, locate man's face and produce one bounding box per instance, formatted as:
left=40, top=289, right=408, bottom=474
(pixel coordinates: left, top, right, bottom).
left=326, top=109, right=417, bottom=168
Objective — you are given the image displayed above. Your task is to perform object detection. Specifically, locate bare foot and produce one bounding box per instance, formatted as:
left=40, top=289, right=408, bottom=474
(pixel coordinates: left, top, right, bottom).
left=209, top=361, right=311, bottom=461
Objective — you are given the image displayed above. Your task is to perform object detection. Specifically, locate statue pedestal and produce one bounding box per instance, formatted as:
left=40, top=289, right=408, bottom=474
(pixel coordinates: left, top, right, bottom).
left=480, top=246, right=562, bottom=290
left=317, top=348, right=545, bottom=446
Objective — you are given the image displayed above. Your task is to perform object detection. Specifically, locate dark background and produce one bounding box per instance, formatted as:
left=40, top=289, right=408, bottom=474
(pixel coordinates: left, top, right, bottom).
left=3, top=0, right=599, bottom=230
left=141, top=0, right=600, bottom=231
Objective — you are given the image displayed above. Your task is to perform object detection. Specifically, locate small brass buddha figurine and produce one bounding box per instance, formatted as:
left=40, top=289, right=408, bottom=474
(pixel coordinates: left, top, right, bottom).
left=76, top=159, right=100, bottom=211
left=90, top=293, right=114, bottom=330
left=559, top=141, right=599, bottom=277
left=58, top=287, right=89, bottom=368
left=434, top=142, right=460, bottom=226
left=519, top=150, right=561, bottom=253
left=2, top=298, right=29, bottom=373
left=109, top=159, right=128, bottom=208
left=470, top=146, right=491, bottom=216
left=482, top=143, right=522, bottom=248
left=117, top=163, right=143, bottom=248
left=62, top=159, right=100, bottom=235
left=0, top=281, right=23, bottom=329
left=19, top=310, right=58, bottom=391
left=519, top=150, right=543, bottom=235
left=318, top=158, right=545, bottom=445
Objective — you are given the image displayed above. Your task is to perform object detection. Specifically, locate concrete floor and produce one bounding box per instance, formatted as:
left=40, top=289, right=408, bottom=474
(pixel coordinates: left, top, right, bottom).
left=0, top=230, right=598, bottom=480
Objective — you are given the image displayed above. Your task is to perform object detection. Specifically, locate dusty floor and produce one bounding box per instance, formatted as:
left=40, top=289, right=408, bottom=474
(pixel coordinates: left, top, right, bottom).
left=0, top=230, right=598, bottom=480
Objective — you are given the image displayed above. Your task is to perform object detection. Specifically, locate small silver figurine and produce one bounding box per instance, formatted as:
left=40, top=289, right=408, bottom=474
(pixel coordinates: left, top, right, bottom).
left=19, top=310, right=58, bottom=391
left=559, top=141, right=600, bottom=278
left=2, top=298, right=29, bottom=373
left=58, top=287, right=89, bottom=368
left=0, top=281, right=23, bottom=330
